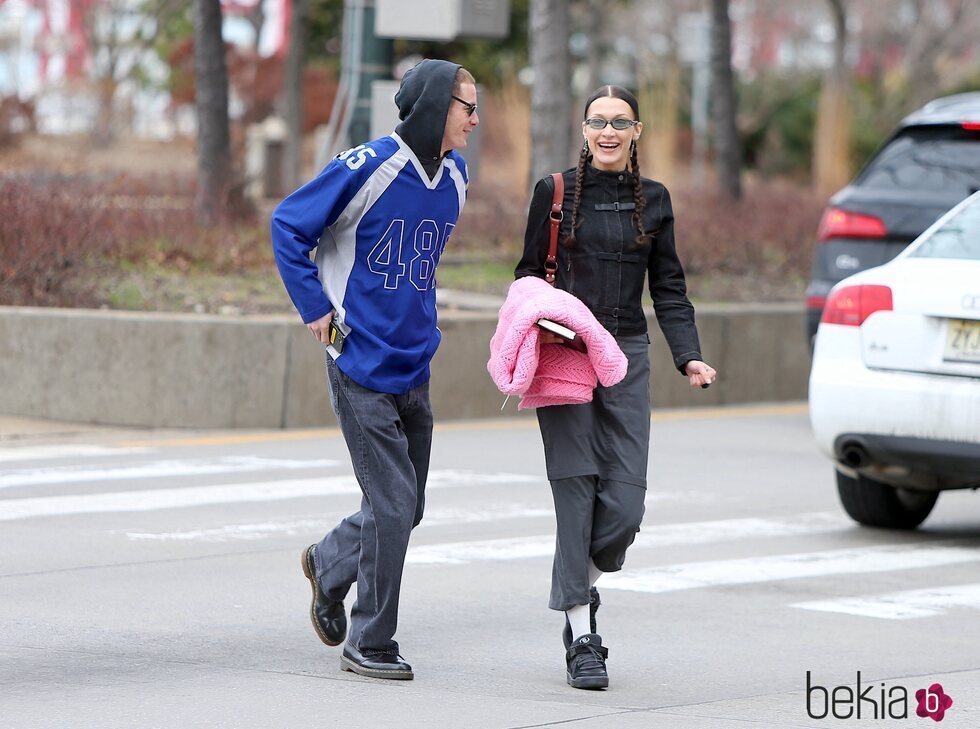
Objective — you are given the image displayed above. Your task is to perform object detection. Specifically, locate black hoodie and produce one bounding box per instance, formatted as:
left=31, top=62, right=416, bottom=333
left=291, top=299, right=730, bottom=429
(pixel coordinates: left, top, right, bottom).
left=394, top=59, right=461, bottom=178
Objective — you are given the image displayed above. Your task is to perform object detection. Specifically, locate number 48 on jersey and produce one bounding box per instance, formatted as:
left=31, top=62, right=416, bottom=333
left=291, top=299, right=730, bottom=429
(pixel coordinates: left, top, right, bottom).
left=368, top=219, right=455, bottom=291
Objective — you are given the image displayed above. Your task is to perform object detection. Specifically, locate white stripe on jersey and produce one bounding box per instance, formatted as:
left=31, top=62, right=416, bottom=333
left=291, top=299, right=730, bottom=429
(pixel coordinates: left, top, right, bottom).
left=445, top=156, right=467, bottom=216
left=315, top=147, right=409, bottom=330
left=393, top=132, right=446, bottom=189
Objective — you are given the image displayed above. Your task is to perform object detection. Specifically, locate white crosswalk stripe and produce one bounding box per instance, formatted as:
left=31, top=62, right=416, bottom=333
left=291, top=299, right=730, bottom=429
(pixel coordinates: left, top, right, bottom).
left=406, top=512, right=848, bottom=564
left=600, top=543, right=980, bottom=594
left=0, top=470, right=537, bottom=521
left=4, top=448, right=980, bottom=623
left=125, top=505, right=554, bottom=542
left=0, top=445, right=152, bottom=463
left=0, top=456, right=341, bottom=489
left=792, top=583, right=980, bottom=620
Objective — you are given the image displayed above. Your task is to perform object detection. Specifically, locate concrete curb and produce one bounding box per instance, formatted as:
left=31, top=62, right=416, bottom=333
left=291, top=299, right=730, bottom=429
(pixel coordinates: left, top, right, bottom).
left=0, top=303, right=809, bottom=429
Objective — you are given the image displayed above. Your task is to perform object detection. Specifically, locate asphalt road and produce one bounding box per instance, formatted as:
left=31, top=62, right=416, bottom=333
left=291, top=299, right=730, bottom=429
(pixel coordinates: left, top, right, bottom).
left=1, top=404, right=979, bottom=728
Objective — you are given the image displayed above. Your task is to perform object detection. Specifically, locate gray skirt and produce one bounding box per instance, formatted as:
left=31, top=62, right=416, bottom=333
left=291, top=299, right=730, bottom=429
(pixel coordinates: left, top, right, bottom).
left=535, top=334, right=651, bottom=487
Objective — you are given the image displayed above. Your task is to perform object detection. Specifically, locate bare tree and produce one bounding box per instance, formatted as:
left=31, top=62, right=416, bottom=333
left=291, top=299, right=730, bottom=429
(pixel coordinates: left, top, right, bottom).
left=812, top=0, right=851, bottom=195
left=630, top=1, right=687, bottom=187
left=583, top=0, right=603, bottom=92
left=709, top=0, right=741, bottom=200
left=529, top=0, right=572, bottom=187
left=193, top=0, right=232, bottom=221
left=858, top=0, right=980, bottom=125
left=900, top=0, right=978, bottom=108
left=83, top=0, right=163, bottom=145
left=243, top=0, right=266, bottom=41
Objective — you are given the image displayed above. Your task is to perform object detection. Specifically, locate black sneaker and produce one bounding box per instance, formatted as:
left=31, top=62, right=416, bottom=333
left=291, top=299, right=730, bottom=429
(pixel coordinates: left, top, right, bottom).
left=565, top=633, right=609, bottom=690
left=562, top=587, right=601, bottom=649
left=301, top=545, right=347, bottom=646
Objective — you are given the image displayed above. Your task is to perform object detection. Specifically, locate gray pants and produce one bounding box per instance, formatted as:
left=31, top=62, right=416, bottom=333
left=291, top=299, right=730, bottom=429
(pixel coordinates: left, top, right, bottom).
left=313, top=356, right=432, bottom=655
left=549, top=475, right=646, bottom=611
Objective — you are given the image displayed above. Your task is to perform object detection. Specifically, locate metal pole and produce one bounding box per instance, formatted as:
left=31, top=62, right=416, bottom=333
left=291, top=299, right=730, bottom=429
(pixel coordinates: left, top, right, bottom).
left=347, top=0, right=392, bottom=147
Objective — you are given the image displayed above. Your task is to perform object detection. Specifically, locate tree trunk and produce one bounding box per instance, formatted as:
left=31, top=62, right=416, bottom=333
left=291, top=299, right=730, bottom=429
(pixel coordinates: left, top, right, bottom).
left=193, top=0, right=233, bottom=222
left=585, top=0, right=603, bottom=93
left=709, top=0, right=741, bottom=200
left=529, top=0, right=572, bottom=188
left=283, top=0, right=308, bottom=191
left=93, top=76, right=118, bottom=147
left=639, top=52, right=679, bottom=187
left=813, top=0, right=851, bottom=196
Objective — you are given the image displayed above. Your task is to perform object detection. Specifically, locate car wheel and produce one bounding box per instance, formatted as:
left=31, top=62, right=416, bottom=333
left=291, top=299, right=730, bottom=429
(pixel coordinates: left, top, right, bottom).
left=835, top=469, right=938, bottom=529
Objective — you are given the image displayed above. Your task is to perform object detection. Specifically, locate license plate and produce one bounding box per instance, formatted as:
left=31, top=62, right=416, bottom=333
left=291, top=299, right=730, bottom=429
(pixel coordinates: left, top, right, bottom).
left=944, top=319, right=980, bottom=363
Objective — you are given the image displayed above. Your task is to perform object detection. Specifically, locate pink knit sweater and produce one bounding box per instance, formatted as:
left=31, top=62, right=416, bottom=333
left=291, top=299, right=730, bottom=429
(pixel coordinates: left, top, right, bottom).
left=487, top=276, right=628, bottom=409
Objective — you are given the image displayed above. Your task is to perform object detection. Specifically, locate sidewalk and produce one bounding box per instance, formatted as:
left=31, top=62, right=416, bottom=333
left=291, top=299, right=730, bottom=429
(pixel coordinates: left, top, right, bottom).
left=435, top=287, right=504, bottom=311
left=0, top=415, right=129, bottom=442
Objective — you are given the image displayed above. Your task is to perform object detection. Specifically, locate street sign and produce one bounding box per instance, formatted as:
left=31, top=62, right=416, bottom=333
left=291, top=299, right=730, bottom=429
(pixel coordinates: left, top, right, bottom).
left=375, top=0, right=509, bottom=41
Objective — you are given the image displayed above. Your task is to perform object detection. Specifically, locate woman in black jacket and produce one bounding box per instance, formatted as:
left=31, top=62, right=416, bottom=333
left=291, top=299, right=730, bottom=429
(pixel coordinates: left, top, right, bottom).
left=515, top=85, right=716, bottom=690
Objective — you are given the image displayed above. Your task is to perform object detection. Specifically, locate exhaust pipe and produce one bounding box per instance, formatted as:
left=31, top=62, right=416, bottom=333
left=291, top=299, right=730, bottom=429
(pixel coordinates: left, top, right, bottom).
left=840, top=441, right=870, bottom=469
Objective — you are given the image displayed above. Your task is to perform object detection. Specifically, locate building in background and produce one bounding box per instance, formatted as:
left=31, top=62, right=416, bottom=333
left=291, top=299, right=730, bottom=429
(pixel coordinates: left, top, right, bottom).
left=0, top=0, right=291, bottom=138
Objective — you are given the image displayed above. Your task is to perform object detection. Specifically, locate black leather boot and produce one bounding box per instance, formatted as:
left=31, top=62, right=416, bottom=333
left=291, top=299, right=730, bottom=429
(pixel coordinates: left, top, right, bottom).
left=341, top=645, right=414, bottom=680
left=301, top=545, right=347, bottom=646
left=565, top=633, right=609, bottom=690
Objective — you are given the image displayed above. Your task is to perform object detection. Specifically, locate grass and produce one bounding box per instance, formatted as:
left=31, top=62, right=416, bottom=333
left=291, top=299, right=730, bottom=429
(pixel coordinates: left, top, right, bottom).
left=87, top=256, right=805, bottom=318
left=436, top=260, right=516, bottom=295
left=97, top=263, right=294, bottom=316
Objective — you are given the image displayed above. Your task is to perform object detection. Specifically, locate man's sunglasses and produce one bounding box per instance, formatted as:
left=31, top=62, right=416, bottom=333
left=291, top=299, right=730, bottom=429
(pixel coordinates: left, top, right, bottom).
left=585, top=118, right=639, bottom=130
left=451, top=95, right=478, bottom=117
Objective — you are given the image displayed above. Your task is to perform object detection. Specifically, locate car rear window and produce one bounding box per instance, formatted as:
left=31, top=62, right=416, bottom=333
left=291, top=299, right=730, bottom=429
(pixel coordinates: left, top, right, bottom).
left=910, top=197, right=980, bottom=260
left=856, top=126, right=980, bottom=196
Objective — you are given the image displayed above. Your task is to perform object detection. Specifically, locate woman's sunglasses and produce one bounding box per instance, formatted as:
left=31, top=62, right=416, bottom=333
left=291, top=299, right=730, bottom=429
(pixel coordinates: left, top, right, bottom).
left=451, top=95, right=478, bottom=117
left=585, top=118, right=639, bottom=130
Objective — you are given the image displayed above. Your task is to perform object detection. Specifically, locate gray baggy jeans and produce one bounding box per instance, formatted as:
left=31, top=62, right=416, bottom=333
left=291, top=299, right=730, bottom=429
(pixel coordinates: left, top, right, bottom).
left=549, top=475, right=646, bottom=611
left=312, top=355, right=432, bottom=655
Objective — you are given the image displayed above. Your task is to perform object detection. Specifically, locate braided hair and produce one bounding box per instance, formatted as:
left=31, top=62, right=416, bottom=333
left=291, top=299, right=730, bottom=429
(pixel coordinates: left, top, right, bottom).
left=563, top=140, right=592, bottom=248
left=564, top=85, right=652, bottom=249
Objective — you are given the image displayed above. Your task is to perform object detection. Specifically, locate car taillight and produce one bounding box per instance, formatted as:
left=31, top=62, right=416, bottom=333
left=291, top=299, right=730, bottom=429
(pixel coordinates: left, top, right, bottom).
left=816, top=208, right=887, bottom=241
left=962, top=122, right=980, bottom=131
left=805, top=295, right=826, bottom=311
left=820, top=285, right=893, bottom=326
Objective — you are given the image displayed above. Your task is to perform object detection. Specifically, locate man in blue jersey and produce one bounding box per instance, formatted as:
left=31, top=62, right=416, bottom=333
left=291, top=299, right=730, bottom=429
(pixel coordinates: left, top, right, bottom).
left=271, top=59, right=478, bottom=680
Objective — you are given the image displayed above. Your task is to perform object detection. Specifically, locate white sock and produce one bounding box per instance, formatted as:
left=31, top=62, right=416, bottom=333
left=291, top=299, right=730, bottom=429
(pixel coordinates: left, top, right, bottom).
left=566, top=560, right=605, bottom=641
left=566, top=603, right=591, bottom=640
left=588, top=559, right=602, bottom=588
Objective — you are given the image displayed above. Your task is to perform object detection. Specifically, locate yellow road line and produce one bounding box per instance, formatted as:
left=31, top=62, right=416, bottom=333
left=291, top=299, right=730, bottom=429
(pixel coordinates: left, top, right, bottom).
left=652, top=402, right=808, bottom=422
left=113, top=402, right=807, bottom=449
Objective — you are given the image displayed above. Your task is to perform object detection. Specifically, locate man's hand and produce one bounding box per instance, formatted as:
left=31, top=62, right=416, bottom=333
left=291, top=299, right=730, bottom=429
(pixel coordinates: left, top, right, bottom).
left=684, top=360, right=717, bottom=389
left=307, top=311, right=334, bottom=344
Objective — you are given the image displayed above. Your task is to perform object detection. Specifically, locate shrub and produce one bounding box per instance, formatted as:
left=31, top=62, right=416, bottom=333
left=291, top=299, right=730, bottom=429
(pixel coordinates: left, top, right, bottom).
left=0, top=174, right=270, bottom=307
left=671, top=179, right=824, bottom=281
left=455, top=175, right=823, bottom=281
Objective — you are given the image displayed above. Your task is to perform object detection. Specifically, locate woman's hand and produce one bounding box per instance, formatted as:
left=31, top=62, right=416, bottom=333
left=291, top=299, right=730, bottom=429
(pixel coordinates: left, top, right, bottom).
left=538, top=330, right=567, bottom=345
left=684, top=360, right=717, bottom=388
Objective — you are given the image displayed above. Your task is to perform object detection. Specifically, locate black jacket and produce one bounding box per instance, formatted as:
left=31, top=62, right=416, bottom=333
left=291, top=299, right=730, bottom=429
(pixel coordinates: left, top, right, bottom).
left=515, top=165, right=701, bottom=373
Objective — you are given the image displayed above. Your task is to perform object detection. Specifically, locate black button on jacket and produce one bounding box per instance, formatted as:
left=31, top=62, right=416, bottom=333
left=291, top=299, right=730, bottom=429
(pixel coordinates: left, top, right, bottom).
left=515, top=165, right=702, bottom=373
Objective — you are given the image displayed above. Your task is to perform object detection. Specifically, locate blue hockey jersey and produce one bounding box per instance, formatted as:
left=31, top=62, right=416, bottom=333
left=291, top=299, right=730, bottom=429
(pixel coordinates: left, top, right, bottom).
left=271, top=132, right=468, bottom=394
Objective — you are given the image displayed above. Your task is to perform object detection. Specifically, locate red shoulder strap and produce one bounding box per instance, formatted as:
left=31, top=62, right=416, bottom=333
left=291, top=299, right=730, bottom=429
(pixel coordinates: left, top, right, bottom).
left=545, top=172, right=564, bottom=285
